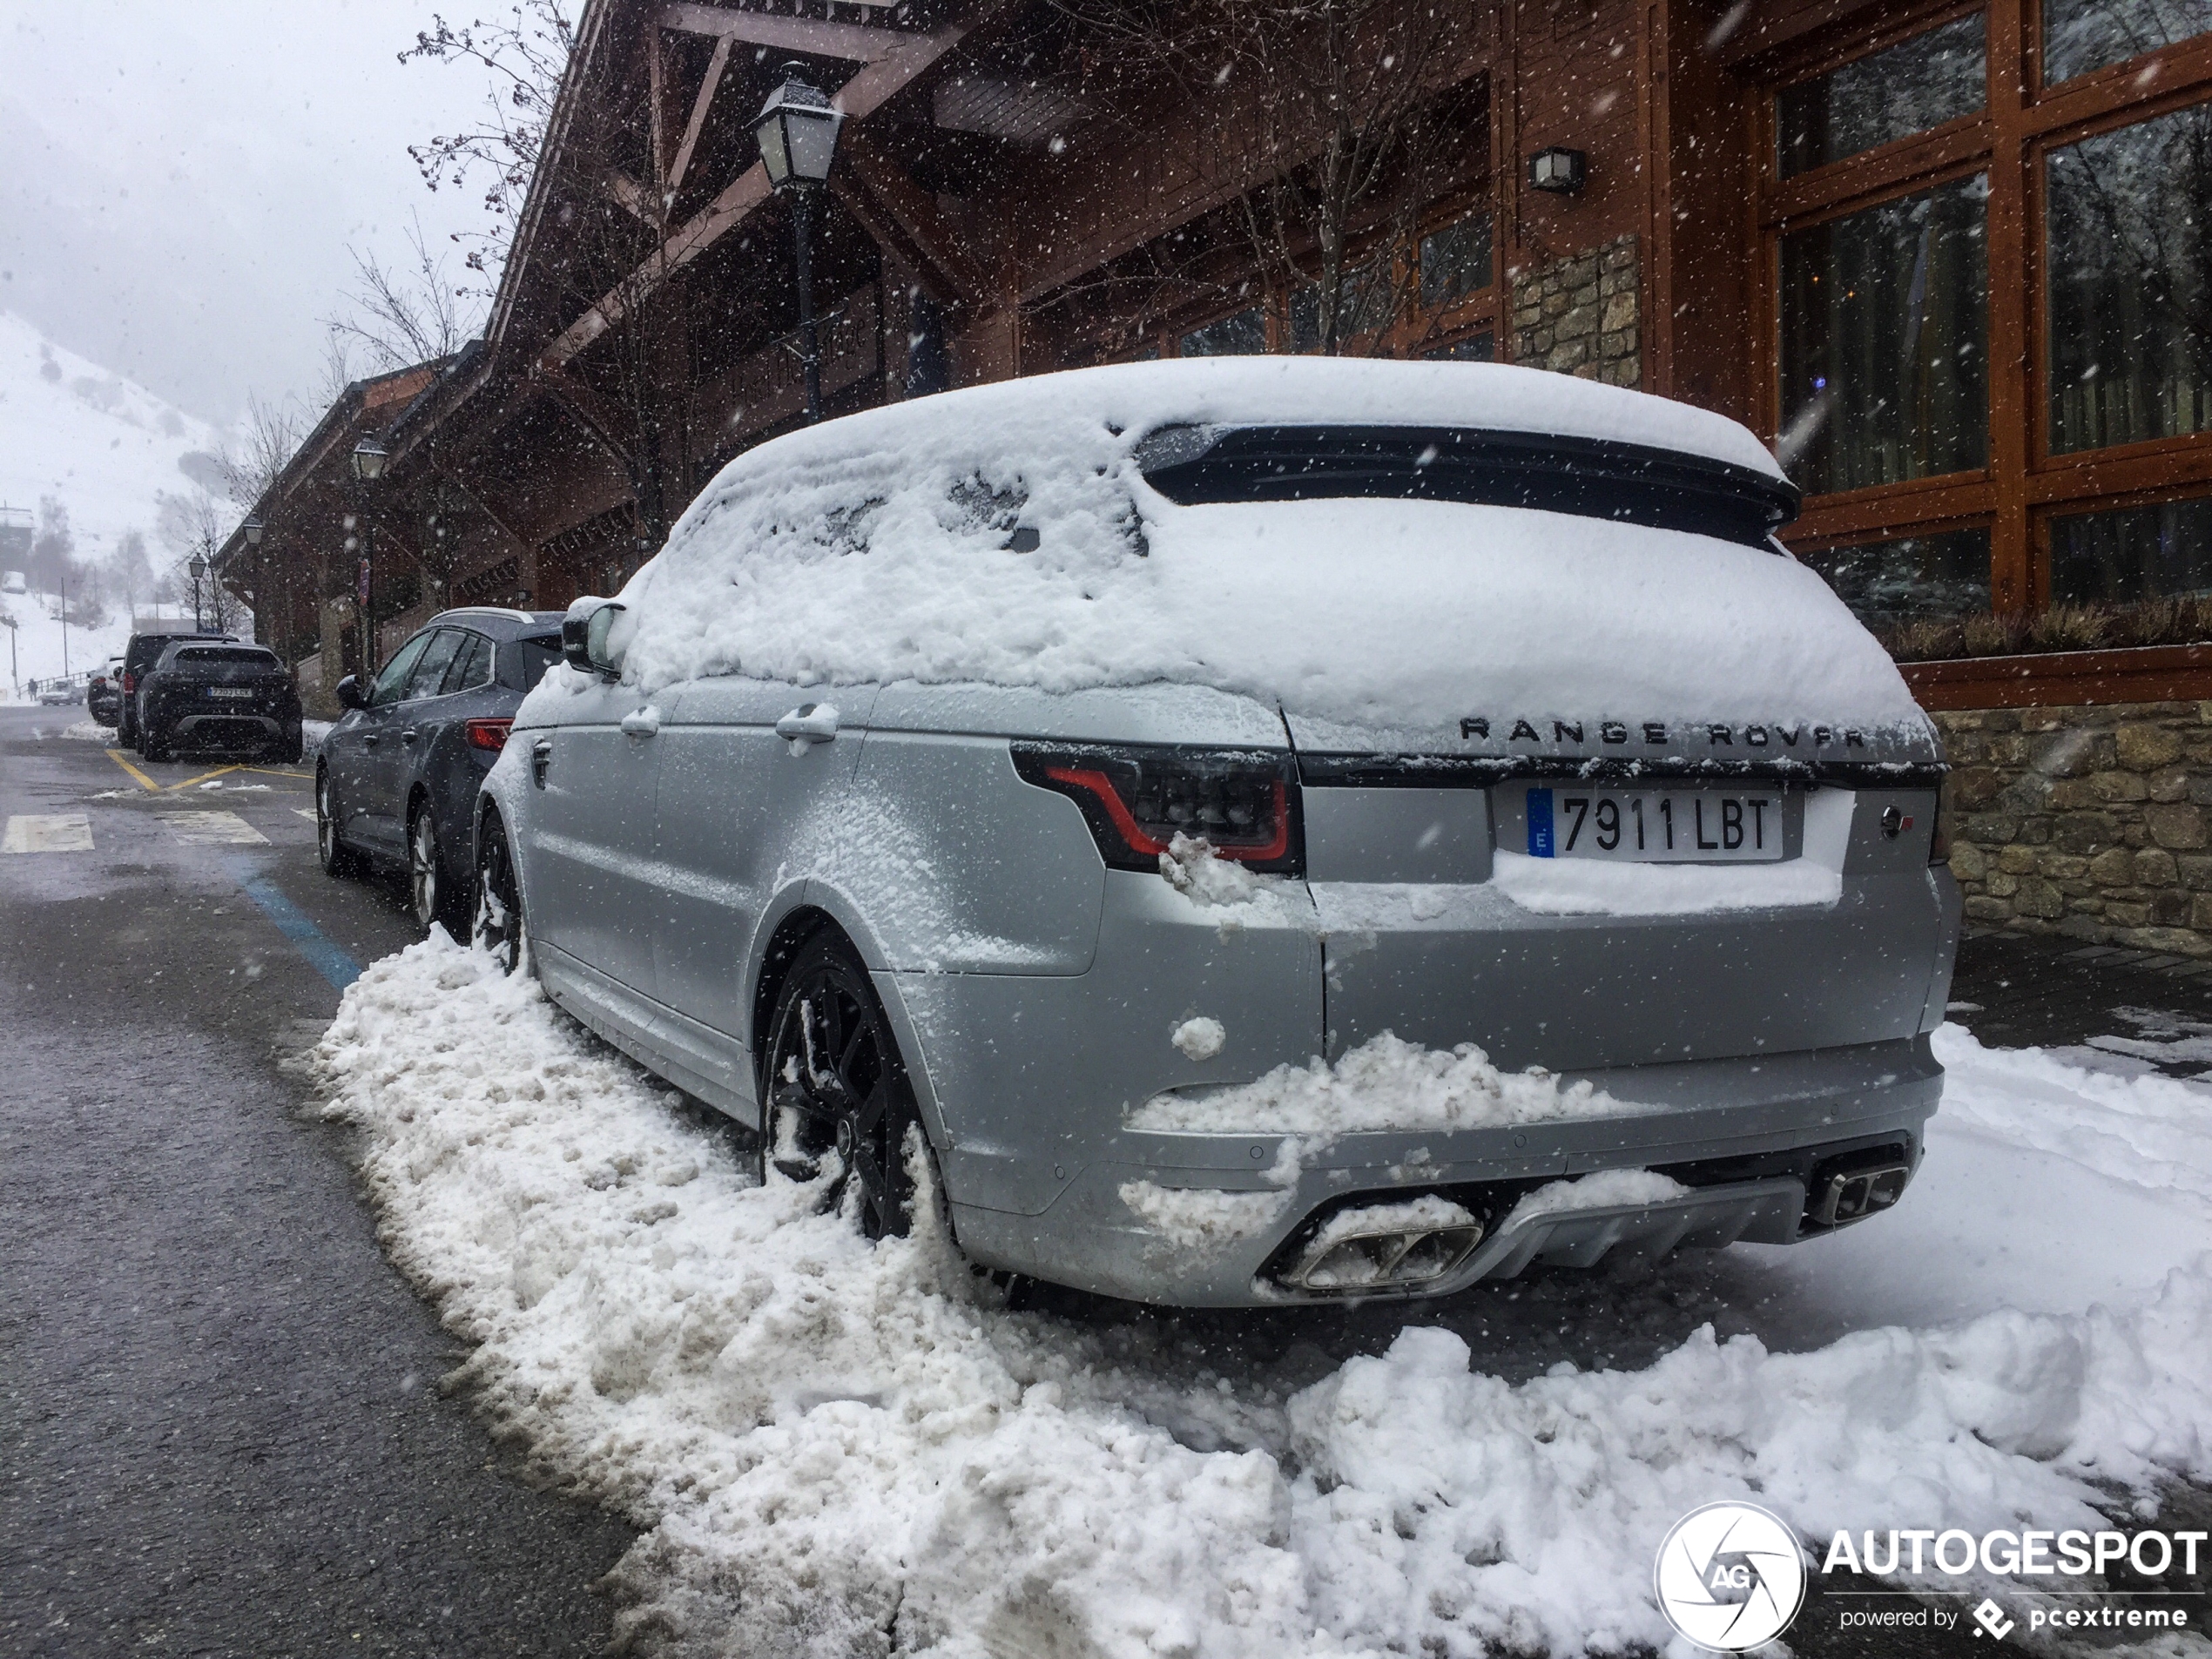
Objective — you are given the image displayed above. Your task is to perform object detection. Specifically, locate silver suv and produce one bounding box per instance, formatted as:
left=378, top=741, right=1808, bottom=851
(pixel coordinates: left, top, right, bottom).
left=475, top=360, right=1959, bottom=1307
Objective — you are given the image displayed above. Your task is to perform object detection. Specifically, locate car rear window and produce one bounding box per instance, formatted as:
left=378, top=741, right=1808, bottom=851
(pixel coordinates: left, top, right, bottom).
left=1135, top=425, right=1799, bottom=550
left=515, top=635, right=562, bottom=691
left=172, top=647, right=277, bottom=667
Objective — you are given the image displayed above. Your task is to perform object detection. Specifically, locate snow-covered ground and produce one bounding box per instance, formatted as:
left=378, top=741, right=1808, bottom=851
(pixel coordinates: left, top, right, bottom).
left=317, top=938, right=2212, bottom=1657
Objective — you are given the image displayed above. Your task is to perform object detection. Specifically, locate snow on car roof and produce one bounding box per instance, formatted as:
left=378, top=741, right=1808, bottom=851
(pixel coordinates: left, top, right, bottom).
left=586, top=360, right=1924, bottom=736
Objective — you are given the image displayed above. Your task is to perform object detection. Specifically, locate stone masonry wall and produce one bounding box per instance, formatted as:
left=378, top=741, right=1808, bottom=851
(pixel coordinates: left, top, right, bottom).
left=1936, top=701, right=2212, bottom=956
left=1509, top=234, right=1640, bottom=387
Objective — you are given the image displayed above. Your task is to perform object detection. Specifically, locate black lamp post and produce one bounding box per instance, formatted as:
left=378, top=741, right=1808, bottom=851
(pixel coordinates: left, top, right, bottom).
left=350, top=436, right=389, bottom=670
left=752, top=65, right=844, bottom=424
left=188, top=555, right=207, bottom=631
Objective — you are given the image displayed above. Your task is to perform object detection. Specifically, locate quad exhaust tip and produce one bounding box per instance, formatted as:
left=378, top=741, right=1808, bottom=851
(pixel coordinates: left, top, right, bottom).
left=1811, top=1161, right=1911, bottom=1228
left=1279, top=1196, right=1486, bottom=1292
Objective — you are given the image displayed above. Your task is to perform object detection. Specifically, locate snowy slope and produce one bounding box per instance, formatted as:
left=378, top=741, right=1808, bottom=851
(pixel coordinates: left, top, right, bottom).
left=0, top=312, right=226, bottom=698
left=319, top=940, right=2212, bottom=1659
left=0, top=309, right=221, bottom=562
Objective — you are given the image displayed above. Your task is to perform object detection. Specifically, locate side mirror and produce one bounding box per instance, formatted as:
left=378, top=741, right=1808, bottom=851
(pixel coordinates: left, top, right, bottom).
left=562, top=598, right=627, bottom=678
left=335, top=674, right=366, bottom=711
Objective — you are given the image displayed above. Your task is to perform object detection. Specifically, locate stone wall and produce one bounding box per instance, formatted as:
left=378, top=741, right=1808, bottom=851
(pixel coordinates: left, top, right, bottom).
left=1936, top=701, right=2212, bottom=956
left=1509, top=234, right=1640, bottom=387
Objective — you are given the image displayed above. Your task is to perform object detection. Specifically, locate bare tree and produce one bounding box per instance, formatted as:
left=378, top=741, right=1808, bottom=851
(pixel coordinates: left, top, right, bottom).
left=401, top=2, right=577, bottom=293
left=155, top=489, right=246, bottom=633
left=218, top=394, right=306, bottom=509
left=322, top=221, right=471, bottom=376
left=1049, top=0, right=1485, bottom=354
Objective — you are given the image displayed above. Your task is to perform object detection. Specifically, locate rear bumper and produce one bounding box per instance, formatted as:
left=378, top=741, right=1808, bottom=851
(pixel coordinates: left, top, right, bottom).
left=165, top=711, right=294, bottom=746
left=941, top=1035, right=1940, bottom=1305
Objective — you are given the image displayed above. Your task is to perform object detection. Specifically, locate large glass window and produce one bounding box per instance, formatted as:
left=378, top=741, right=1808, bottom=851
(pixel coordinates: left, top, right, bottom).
left=1289, top=260, right=1394, bottom=350
left=1420, top=212, right=1494, bottom=307
left=2045, top=0, right=2212, bottom=84
left=2051, top=494, right=2212, bottom=599
left=1779, top=174, right=1990, bottom=494
left=1777, top=15, right=1988, bottom=177
left=404, top=627, right=465, bottom=700
left=1178, top=306, right=1267, bottom=357
left=1424, top=333, right=1496, bottom=362
left=2047, top=101, right=2212, bottom=455
left=1803, top=529, right=1993, bottom=623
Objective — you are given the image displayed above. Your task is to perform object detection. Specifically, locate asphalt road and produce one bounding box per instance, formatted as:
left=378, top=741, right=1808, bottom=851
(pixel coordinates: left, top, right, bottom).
left=0, top=706, right=635, bottom=1658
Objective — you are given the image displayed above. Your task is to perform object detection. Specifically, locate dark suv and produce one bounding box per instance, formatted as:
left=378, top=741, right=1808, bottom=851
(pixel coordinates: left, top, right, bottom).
left=117, top=627, right=231, bottom=750
left=136, top=640, right=304, bottom=762
left=316, top=608, right=564, bottom=932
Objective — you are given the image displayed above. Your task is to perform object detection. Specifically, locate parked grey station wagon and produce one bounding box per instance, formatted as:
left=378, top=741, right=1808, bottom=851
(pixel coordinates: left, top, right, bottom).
left=473, top=359, right=1960, bottom=1307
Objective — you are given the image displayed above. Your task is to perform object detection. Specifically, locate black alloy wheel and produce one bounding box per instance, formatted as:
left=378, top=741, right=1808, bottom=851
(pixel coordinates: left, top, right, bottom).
left=408, top=802, right=463, bottom=934
left=472, top=813, right=526, bottom=975
left=761, top=933, right=922, bottom=1240
left=316, top=768, right=361, bottom=879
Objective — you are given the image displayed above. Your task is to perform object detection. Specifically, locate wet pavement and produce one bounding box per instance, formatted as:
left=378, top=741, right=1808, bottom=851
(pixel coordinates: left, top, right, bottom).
left=0, top=708, right=633, bottom=1658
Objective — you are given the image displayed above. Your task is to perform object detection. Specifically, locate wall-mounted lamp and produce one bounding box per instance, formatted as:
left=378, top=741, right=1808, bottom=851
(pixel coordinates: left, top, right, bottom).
left=1527, top=146, right=1588, bottom=194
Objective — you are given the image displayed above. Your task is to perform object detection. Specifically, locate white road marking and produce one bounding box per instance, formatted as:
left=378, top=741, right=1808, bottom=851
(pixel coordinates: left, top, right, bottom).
left=157, top=811, right=269, bottom=846
left=295, top=807, right=317, bottom=821
left=3, top=813, right=94, bottom=853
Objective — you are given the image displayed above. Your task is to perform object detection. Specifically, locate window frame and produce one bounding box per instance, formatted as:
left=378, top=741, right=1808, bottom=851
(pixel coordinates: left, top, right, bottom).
left=1753, top=0, right=2212, bottom=616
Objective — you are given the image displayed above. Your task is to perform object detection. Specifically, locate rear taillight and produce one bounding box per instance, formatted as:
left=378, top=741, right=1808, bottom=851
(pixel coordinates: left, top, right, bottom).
left=122, top=671, right=136, bottom=693
left=1013, top=745, right=1301, bottom=873
left=465, top=718, right=513, bottom=753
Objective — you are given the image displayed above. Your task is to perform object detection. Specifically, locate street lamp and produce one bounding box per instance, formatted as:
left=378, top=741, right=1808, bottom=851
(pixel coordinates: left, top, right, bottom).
left=350, top=436, right=389, bottom=671
left=188, top=555, right=207, bottom=631
left=752, top=65, right=844, bottom=424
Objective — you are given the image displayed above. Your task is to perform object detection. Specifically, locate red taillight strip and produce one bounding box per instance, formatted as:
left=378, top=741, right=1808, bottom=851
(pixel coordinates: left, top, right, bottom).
left=1044, top=766, right=1290, bottom=863
left=465, top=718, right=513, bottom=752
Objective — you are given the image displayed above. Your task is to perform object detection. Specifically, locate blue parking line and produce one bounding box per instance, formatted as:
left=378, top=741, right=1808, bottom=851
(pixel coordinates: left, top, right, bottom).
left=224, top=858, right=361, bottom=991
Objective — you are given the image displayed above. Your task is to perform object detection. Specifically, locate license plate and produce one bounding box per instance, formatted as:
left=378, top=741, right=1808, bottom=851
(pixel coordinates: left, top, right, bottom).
left=1524, top=786, right=1785, bottom=862
left=208, top=687, right=254, bottom=699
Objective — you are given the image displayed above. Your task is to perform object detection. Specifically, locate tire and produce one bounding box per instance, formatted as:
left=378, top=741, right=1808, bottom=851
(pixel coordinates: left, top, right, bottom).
left=316, top=767, right=363, bottom=879
left=140, top=721, right=171, bottom=763
left=472, top=812, right=526, bottom=975
left=408, top=800, right=467, bottom=935
left=759, top=932, right=924, bottom=1239
left=117, top=715, right=136, bottom=750
left=274, top=722, right=304, bottom=765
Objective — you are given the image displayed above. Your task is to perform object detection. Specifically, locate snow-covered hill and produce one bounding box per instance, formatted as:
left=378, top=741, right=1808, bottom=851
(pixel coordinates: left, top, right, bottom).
left=0, top=309, right=222, bottom=563
left=0, top=312, right=230, bottom=698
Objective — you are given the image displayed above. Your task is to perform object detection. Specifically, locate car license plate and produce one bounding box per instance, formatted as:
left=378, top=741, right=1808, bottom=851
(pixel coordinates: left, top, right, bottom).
left=208, top=687, right=254, bottom=699
left=1524, top=786, right=1785, bottom=862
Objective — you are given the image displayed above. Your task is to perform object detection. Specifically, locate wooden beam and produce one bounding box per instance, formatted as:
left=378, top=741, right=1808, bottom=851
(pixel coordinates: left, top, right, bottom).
left=535, top=368, right=636, bottom=471
left=542, top=0, right=1017, bottom=373
left=834, top=126, right=984, bottom=305
left=668, top=33, right=735, bottom=196
left=659, top=3, right=910, bottom=64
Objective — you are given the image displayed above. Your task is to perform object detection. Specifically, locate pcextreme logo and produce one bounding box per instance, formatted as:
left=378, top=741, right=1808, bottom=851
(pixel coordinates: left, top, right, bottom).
left=1654, top=1501, right=1809, bottom=1651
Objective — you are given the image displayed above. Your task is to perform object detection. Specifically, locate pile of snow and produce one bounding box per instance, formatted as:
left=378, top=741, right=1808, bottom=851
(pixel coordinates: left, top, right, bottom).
left=546, top=360, right=1925, bottom=739
left=1501, top=1168, right=1693, bottom=1227
left=1128, top=1028, right=1629, bottom=1138
left=317, top=934, right=2212, bottom=1658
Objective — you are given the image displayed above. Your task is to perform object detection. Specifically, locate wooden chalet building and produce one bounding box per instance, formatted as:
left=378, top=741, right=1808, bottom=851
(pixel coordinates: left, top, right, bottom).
left=220, top=0, right=2212, bottom=712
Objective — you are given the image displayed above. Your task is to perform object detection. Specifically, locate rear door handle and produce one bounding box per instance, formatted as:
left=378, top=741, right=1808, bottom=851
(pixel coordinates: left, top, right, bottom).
left=362, top=733, right=380, bottom=749
left=532, top=738, right=553, bottom=787
left=774, top=703, right=840, bottom=752
left=620, top=706, right=661, bottom=739
left=401, top=728, right=419, bottom=745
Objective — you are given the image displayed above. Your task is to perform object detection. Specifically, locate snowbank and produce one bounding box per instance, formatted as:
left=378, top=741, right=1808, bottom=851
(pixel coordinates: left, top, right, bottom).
left=550, top=360, right=1925, bottom=739
left=318, top=939, right=2212, bottom=1658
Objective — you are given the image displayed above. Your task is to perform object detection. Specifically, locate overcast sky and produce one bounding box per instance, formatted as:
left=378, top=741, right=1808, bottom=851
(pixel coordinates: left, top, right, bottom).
left=1, top=1, right=514, bottom=428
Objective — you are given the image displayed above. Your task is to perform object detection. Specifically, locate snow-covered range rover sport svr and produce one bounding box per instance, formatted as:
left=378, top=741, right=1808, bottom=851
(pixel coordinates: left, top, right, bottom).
left=469, top=359, right=1960, bottom=1307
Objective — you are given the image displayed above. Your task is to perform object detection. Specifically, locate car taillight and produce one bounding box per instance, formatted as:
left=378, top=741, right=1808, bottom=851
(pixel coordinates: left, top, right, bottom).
left=465, top=718, right=513, bottom=752
left=1012, top=745, right=1301, bottom=873
left=122, top=671, right=136, bottom=693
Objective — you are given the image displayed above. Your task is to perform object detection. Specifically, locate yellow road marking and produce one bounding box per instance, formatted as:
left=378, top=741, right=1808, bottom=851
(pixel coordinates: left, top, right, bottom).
left=162, top=764, right=246, bottom=792
left=105, top=749, right=159, bottom=792
left=235, top=765, right=312, bottom=783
